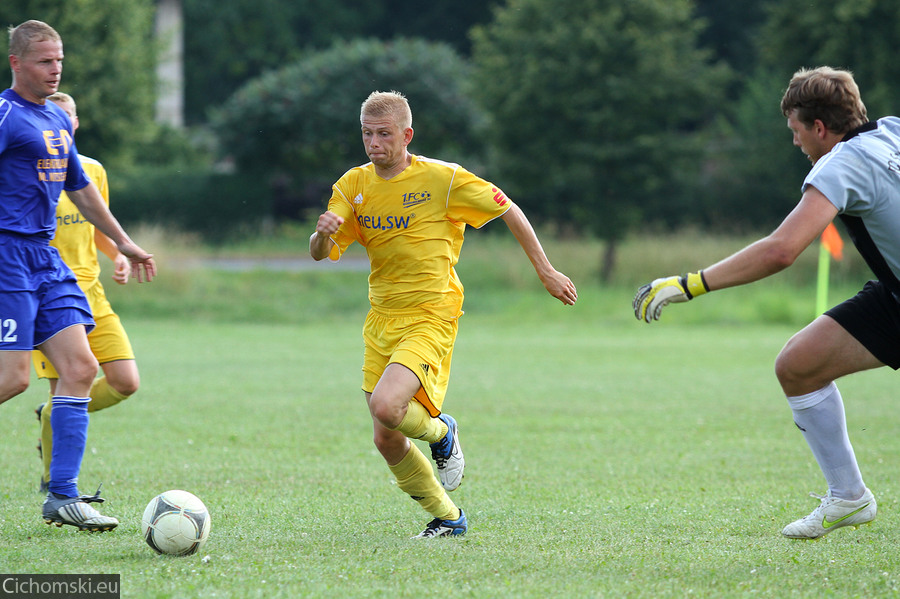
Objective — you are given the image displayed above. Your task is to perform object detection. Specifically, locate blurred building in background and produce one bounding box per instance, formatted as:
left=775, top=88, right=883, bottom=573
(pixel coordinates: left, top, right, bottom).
left=155, top=0, right=184, bottom=128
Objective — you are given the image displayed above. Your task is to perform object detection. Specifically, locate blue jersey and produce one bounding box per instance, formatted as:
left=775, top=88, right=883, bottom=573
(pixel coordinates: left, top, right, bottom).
left=0, top=88, right=90, bottom=241
left=804, top=117, right=900, bottom=297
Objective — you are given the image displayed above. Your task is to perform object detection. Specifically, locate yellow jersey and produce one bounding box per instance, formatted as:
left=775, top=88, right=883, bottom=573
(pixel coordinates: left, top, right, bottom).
left=51, top=154, right=108, bottom=287
left=327, top=155, right=512, bottom=318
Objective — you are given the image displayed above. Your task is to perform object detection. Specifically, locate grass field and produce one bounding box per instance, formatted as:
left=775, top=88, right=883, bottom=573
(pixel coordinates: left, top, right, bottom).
left=1, top=230, right=896, bottom=598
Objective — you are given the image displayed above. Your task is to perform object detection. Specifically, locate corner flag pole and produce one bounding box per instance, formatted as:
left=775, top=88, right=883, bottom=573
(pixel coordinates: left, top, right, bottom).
left=816, top=223, right=844, bottom=315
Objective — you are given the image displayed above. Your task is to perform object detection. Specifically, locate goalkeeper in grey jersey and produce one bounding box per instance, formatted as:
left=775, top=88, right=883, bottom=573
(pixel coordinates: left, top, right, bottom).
left=635, top=66, right=900, bottom=540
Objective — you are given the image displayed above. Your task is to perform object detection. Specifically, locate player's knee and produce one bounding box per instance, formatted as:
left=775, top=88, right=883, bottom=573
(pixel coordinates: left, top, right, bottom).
left=774, top=345, right=810, bottom=394
left=65, top=356, right=100, bottom=388
left=774, top=349, right=792, bottom=384
left=82, top=359, right=100, bottom=384
left=0, top=371, right=31, bottom=402
left=111, top=376, right=139, bottom=397
left=369, top=393, right=403, bottom=429
left=118, top=382, right=139, bottom=397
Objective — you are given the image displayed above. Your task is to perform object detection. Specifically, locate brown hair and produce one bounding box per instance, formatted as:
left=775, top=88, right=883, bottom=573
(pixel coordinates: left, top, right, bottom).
left=780, top=66, right=867, bottom=134
left=8, top=20, right=61, bottom=58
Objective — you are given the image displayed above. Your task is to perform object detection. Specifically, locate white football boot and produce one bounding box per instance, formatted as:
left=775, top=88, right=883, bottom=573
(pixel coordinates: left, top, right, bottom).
left=43, top=487, right=118, bottom=532
left=429, top=413, right=465, bottom=491
left=781, top=488, right=876, bottom=539
left=412, top=509, right=467, bottom=539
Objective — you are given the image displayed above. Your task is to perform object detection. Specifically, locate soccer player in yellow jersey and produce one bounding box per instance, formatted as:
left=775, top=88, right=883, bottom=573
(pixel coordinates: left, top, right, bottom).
left=32, top=92, right=140, bottom=493
left=310, top=90, right=577, bottom=538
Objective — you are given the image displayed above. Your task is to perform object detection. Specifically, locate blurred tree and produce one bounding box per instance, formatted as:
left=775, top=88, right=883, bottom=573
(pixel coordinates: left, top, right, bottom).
left=705, top=0, right=900, bottom=233
left=182, top=0, right=502, bottom=125
left=2, top=0, right=158, bottom=169
left=693, top=0, right=767, bottom=81
left=182, top=0, right=380, bottom=124
left=703, top=67, right=808, bottom=232
left=210, top=38, right=486, bottom=220
left=759, top=0, right=900, bottom=119
left=470, top=0, right=731, bottom=279
left=370, top=0, right=503, bottom=55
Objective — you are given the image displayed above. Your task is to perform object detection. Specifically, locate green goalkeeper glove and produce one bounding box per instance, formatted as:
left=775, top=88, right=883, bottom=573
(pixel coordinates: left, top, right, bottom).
left=633, top=271, right=709, bottom=323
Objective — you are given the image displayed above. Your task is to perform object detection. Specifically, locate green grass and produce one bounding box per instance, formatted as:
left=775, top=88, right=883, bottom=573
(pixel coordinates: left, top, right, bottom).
left=1, top=230, right=895, bottom=597
left=108, top=222, right=874, bottom=327
left=3, top=316, right=898, bottom=597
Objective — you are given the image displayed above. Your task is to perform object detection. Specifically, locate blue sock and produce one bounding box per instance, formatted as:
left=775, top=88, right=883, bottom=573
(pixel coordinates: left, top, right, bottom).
left=48, top=396, right=90, bottom=498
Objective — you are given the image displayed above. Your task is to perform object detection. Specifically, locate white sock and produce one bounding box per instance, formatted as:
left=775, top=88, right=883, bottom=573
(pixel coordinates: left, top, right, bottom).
left=786, top=382, right=865, bottom=500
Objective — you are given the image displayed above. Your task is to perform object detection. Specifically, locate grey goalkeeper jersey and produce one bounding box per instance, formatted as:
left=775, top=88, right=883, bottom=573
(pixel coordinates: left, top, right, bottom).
left=804, top=116, right=900, bottom=297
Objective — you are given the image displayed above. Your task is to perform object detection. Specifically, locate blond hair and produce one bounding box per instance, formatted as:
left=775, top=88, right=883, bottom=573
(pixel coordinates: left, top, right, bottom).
left=780, top=66, right=868, bottom=134
left=360, top=90, right=412, bottom=130
left=48, top=91, right=76, bottom=111
left=8, top=20, right=61, bottom=58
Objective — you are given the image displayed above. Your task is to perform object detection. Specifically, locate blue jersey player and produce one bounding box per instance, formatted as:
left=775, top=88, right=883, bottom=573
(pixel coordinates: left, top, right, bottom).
left=2, top=20, right=156, bottom=531
left=633, top=67, right=900, bottom=540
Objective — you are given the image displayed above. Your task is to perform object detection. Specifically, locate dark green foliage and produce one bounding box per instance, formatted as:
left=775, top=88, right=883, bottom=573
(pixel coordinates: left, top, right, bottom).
left=139, top=124, right=210, bottom=168
left=759, top=0, right=900, bottom=119
left=2, top=0, right=158, bottom=170
left=693, top=0, right=767, bottom=80
left=470, top=0, right=732, bottom=241
left=703, top=0, right=900, bottom=233
left=111, top=168, right=265, bottom=242
left=180, top=0, right=502, bottom=124
left=702, top=68, right=810, bottom=232
left=181, top=0, right=381, bottom=124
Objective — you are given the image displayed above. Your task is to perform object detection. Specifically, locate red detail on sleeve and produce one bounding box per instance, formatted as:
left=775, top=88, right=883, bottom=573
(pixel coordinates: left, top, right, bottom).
left=492, top=187, right=508, bottom=206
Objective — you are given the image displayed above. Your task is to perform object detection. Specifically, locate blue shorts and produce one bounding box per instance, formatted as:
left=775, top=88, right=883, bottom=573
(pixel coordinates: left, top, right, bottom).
left=0, top=233, right=94, bottom=351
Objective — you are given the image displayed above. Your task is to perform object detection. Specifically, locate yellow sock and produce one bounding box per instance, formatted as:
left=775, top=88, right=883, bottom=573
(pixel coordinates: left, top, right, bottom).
left=40, top=395, right=53, bottom=485
left=389, top=443, right=459, bottom=521
left=88, top=376, right=129, bottom=413
left=395, top=400, right=448, bottom=444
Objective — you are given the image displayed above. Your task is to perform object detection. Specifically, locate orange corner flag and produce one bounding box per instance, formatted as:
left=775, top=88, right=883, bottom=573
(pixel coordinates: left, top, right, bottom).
left=821, top=222, right=844, bottom=260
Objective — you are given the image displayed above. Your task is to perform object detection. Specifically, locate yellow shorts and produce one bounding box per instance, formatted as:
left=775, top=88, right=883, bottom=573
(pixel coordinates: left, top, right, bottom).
left=362, top=307, right=459, bottom=417
left=32, top=280, right=134, bottom=379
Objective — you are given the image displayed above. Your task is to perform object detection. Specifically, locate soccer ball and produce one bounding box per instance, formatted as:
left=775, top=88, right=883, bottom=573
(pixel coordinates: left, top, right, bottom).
left=141, top=490, right=211, bottom=556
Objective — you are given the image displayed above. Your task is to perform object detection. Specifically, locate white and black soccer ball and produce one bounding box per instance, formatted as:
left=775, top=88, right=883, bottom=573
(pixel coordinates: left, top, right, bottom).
left=141, top=490, right=211, bottom=556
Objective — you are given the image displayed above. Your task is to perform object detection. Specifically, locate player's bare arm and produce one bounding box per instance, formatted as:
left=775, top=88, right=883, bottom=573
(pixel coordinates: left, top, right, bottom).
left=94, top=230, right=130, bottom=284
left=703, top=187, right=838, bottom=291
left=634, top=187, right=838, bottom=322
left=310, top=211, right=344, bottom=260
left=66, top=182, right=156, bottom=282
left=500, top=203, right=577, bottom=305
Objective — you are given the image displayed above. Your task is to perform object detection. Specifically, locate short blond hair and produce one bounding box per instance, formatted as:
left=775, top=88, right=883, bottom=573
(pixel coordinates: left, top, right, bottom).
left=48, top=91, right=75, bottom=110
left=8, top=20, right=61, bottom=58
left=360, top=90, right=412, bottom=130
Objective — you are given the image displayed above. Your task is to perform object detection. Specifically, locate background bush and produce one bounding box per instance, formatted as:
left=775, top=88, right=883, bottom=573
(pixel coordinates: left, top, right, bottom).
left=111, top=169, right=265, bottom=243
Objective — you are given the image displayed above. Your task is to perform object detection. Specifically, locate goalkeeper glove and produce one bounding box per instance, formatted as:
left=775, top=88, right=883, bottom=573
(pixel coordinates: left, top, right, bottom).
left=633, top=271, right=709, bottom=323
